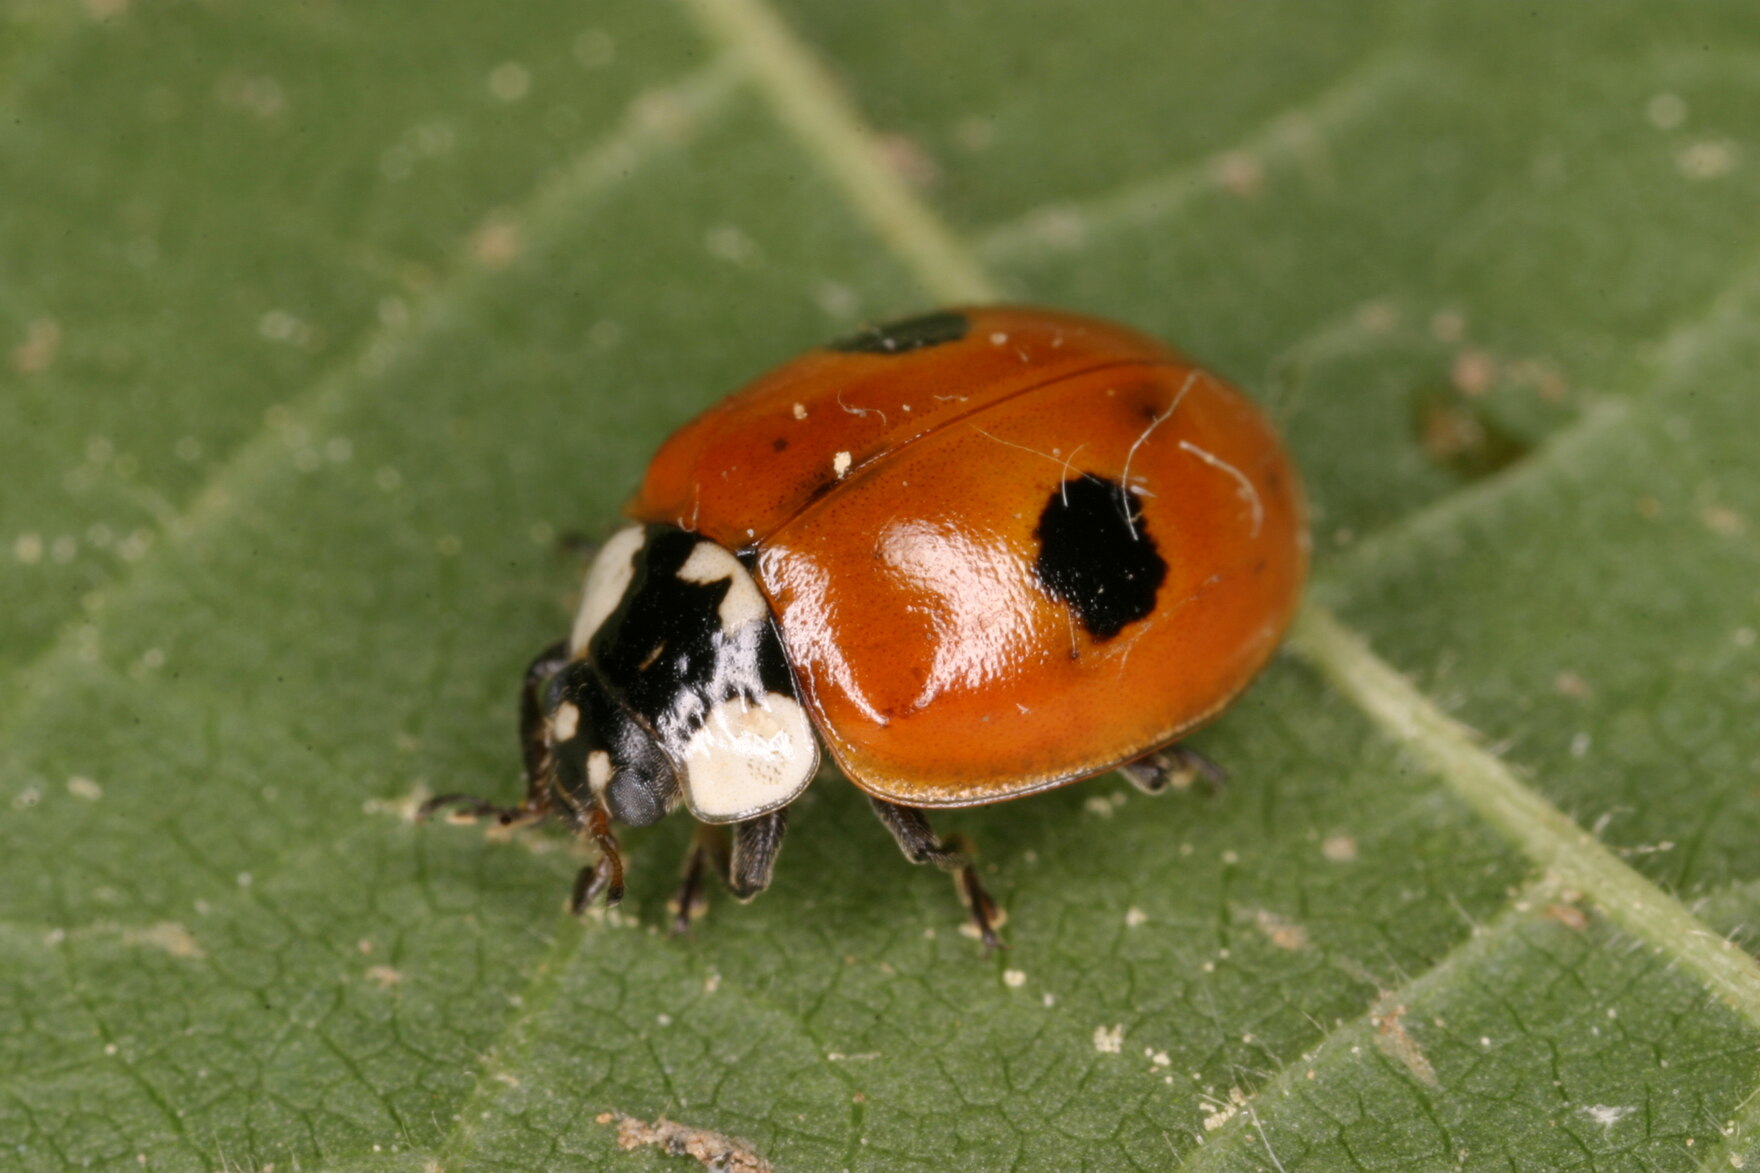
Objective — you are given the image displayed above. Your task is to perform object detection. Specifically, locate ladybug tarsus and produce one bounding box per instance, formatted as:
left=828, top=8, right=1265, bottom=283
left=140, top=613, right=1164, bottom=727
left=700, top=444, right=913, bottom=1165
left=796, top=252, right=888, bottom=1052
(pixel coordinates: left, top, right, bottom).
left=957, top=863, right=1007, bottom=955
left=1117, top=744, right=1229, bottom=797
left=869, top=797, right=1007, bottom=950
left=671, top=808, right=790, bottom=933
left=671, top=826, right=722, bottom=934
left=567, top=806, right=627, bottom=914
left=571, top=849, right=625, bottom=914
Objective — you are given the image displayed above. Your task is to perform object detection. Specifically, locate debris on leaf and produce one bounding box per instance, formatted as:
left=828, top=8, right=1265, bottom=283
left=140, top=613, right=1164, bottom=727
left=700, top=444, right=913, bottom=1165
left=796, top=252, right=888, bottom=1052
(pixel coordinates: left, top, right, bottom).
left=1371, top=996, right=1438, bottom=1087
left=1093, top=1024, right=1125, bottom=1053
left=1252, top=908, right=1309, bottom=951
left=597, top=1111, right=773, bottom=1173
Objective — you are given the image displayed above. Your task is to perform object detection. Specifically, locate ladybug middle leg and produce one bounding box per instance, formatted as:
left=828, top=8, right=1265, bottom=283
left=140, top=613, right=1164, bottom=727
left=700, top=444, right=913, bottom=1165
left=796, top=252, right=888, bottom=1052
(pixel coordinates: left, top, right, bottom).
left=868, top=798, right=1005, bottom=951
left=671, top=808, right=790, bottom=933
left=1117, top=744, right=1228, bottom=797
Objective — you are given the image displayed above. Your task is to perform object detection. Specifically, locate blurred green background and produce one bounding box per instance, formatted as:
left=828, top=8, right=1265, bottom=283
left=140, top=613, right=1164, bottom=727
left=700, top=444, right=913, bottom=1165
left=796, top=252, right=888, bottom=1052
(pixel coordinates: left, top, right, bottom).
left=3, top=2, right=1758, bottom=1170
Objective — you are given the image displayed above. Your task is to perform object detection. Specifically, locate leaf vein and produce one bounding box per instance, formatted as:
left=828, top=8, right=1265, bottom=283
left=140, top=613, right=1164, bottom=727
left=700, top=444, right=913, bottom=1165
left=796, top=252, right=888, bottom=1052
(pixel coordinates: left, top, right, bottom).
left=975, top=48, right=1424, bottom=267
left=1288, top=606, right=1760, bottom=1027
left=0, top=57, right=747, bottom=745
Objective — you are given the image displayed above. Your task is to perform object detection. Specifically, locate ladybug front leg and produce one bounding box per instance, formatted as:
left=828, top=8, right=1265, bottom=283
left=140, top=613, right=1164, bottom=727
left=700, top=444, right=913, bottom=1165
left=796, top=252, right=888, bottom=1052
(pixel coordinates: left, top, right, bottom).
left=671, top=808, right=790, bottom=933
left=419, top=639, right=572, bottom=828
left=1117, top=744, right=1228, bottom=797
left=569, top=804, right=626, bottom=912
left=867, top=798, right=1005, bottom=951
left=516, top=638, right=573, bottom=805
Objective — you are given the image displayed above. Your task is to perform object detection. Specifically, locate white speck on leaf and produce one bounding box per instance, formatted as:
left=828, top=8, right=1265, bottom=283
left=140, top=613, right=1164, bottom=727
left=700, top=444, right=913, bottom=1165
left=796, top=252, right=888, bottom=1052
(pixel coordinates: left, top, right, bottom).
left=1647, top=91, right=1687, bottom=128
left=123, top=922, right=205, bottom=960
left=705, top=224, right=760, bottom=265
left=366, top=965, right=403, bottom=988
left=1253, top=909, right=1309, bottom=951
left=488, top=62, right=531, bottom=102
left=1678, top=139, right=1738, bottom=179
left=1583, top=1105, right=1634, bottom=1129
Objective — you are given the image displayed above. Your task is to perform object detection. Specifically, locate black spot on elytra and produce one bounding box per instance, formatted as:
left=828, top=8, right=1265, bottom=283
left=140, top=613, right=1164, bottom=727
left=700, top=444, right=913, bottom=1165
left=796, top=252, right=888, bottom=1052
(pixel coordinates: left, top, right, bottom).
left=1034, top=475, right=1167, bottom=641
left=827, top=309, right=969, bottom=355
left=772, top=437, right=789, bottom=452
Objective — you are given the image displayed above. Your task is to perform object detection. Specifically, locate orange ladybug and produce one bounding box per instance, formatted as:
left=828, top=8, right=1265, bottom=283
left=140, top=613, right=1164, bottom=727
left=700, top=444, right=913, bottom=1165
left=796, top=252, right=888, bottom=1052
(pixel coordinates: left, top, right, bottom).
left=423, top=307, right=1307, bottom=946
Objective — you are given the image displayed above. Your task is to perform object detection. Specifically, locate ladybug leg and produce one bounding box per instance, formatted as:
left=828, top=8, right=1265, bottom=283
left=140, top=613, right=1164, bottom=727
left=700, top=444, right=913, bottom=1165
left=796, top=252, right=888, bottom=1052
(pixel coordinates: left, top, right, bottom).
left=1118, top=745, right=1228, bottom=797
left=868, top=798, right=1006, bottom=951
left=670, top=808, right=790, bottom=933
left=569, top=804, right=626, bottom=913
left=672, top=824, right=729, bottom=933
left=417, top=639, right=572, bottom=828
left=727, top=807, right=788, bottom=901
left=517, top=638, right=573, bottom=805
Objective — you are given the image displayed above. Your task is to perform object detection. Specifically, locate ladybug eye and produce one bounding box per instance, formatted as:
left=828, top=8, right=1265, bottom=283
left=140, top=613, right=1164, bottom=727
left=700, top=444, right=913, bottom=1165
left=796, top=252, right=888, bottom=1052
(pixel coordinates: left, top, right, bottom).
left=605, top=768, right=668, bottom=827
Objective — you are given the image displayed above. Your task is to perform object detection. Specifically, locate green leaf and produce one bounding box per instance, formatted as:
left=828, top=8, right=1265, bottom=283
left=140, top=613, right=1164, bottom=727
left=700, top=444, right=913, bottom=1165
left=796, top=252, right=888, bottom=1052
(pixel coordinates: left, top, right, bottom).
left=6, top=2, right=1759, bottom=1170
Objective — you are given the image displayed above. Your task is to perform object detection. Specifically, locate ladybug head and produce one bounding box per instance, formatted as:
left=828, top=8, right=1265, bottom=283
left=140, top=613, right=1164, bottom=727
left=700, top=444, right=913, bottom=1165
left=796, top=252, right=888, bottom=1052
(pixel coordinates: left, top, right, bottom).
left=543, top=661, right=680, bottom=828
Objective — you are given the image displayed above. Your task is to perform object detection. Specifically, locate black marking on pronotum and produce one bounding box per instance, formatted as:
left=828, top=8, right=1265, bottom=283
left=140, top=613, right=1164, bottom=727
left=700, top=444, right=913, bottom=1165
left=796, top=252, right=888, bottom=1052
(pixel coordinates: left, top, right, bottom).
left=588, top=528, right=795, bottom=748
left=828, top=309, right=970, bottom=355
left=1033, top=475, right=1168, bottom=641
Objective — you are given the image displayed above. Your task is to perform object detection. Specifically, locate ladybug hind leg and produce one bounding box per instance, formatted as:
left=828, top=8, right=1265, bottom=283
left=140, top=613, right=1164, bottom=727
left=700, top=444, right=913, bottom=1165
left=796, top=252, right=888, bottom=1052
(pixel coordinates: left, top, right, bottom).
left=1118, top=744, right=1228, bottom=797
left=671, top=808, right=790, bottom=934
left=868, top=798, right=1005, bottom=952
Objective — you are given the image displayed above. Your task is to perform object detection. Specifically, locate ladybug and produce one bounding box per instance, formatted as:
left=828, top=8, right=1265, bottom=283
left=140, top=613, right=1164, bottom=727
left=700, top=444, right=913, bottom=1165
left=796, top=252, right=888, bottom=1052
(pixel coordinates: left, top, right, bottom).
left=423, top=307, right=1306, bottom=947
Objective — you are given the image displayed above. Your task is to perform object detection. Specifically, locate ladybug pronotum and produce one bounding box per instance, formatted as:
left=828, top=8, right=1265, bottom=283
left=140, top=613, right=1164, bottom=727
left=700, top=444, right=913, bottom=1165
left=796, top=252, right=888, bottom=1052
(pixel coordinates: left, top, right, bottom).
left=423, top=307, right=1307, bottom=946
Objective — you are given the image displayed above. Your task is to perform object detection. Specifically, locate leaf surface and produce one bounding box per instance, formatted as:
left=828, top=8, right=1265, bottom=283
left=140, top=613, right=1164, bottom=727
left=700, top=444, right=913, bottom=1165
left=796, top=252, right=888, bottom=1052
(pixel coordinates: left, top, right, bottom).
left=5, top=2, right=1759, bottom=1171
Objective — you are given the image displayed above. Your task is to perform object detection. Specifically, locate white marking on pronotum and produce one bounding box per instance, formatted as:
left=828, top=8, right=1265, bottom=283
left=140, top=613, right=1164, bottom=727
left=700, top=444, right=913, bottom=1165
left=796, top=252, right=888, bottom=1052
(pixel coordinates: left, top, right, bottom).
left=552, top=701, right=581, bottom=742
left=569, top=526, right=647, bottom=654
left=676, top=542, right=768, bottom=629
left=681, top=694, right=817, bottom=822
left=586, top=750, right=613, bottom=797
left=832, top=450, right=852, bottom=479
left=1118, top=369, right=1200, bottom=540
left=1178, top=439, right=1265, bottom=537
